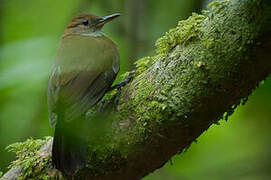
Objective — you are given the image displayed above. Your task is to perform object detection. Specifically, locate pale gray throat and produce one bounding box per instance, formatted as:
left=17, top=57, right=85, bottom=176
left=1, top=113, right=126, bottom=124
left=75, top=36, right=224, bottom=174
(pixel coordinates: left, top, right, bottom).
left=80, top=30, right=104, bottom=37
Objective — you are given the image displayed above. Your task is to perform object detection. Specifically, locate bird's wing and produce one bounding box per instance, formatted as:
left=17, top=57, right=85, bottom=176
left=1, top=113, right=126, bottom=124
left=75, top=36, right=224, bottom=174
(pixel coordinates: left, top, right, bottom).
left=48, top=35, right=119, bottom=126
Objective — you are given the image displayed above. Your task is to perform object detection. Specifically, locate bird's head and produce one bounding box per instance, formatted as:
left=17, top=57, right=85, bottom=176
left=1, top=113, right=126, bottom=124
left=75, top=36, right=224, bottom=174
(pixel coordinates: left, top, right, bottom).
left=63, top=13, right=120, bottom=37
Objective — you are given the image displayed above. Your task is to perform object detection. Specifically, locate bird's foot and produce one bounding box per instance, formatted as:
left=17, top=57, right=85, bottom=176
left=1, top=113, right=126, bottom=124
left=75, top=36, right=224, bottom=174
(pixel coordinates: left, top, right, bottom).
left=109, top=70, right=136, bottom=105
left=113, top=87, right=122, bottom=105
left=109, top=70, right=136, bottom=91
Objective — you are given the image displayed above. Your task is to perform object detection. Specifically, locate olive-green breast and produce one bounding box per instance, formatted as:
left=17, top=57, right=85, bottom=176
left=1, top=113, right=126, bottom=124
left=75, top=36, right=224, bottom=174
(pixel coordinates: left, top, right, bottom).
left=54, top=35, right=120, bottom=86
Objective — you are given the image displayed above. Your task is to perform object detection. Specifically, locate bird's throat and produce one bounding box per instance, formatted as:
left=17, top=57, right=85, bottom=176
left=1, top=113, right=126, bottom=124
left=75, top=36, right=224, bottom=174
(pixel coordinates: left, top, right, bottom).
left=80, top=30, right=104, bottom=37
left=63, top=29, right=104, bottom=38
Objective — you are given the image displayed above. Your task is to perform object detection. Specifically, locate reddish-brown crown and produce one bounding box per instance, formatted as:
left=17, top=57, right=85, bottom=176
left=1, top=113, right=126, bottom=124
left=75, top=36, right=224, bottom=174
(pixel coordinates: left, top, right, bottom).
left=66, top=14, right=102, bottom=28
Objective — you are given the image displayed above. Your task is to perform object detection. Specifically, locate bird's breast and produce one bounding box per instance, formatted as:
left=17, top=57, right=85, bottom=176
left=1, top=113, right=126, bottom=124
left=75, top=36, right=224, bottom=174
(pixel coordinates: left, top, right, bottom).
left=55, top=34, right=120, bottom=74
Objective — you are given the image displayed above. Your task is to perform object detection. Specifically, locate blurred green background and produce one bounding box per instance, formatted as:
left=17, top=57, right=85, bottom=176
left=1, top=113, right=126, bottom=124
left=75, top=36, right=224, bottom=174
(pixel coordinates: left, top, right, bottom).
left=0, top=0, right=270, bottom=179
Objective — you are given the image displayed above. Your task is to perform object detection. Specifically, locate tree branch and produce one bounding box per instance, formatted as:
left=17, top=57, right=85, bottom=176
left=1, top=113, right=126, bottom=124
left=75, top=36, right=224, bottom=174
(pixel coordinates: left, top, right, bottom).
left=2, top=0, right=271, bottom=179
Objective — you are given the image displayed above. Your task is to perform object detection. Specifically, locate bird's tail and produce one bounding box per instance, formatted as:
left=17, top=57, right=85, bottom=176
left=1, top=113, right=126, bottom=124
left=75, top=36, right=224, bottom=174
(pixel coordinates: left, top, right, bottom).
left=52, top=120, right=86, bottom=176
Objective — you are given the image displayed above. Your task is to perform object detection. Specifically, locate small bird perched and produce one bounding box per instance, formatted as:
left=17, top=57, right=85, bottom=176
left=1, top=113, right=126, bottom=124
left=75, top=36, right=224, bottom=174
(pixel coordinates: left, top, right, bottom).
left=47, top=13, right=120, bottom=176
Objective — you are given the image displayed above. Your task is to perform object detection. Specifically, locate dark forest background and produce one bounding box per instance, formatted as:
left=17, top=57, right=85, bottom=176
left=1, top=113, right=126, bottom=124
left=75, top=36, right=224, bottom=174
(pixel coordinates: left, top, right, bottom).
left=0, top=0, right=270, bottom=179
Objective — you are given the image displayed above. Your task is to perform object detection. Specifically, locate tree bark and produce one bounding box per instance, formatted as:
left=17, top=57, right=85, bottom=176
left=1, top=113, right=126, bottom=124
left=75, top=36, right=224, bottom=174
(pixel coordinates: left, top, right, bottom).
left=1, top=0, right=271, bottom=179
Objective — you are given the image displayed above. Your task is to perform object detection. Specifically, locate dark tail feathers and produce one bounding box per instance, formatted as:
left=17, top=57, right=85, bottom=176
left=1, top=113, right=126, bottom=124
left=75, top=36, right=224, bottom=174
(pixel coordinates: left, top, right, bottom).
left=52, top=123, right=86, bottom=176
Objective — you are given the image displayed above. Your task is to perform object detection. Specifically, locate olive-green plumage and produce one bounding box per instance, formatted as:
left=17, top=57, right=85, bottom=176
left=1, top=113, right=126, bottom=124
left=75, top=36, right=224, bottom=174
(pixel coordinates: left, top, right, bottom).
left=47, top=13, right=120, bottom=176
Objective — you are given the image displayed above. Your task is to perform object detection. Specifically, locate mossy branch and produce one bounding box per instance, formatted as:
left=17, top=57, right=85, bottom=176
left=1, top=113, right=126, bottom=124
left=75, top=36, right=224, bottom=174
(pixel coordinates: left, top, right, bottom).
left=2, top=0, right=271, bottom=179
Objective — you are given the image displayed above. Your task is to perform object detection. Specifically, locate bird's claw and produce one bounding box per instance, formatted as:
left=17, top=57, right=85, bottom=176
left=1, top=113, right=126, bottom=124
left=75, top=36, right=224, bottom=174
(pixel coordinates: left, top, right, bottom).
left=109, top=70, right=136, bottom=105
left=109, top=70, right=136, bottom=91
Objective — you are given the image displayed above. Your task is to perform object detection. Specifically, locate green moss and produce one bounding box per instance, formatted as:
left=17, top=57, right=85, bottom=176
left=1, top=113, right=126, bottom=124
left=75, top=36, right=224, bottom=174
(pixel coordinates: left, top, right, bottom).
left=134, top=56, right=154, bottom=74
left=103, top=89, right=118, bottom=100
left=133, top=13, right=205, bottom=75
left=207, top=0, right=229, bottom=12
left=155, top=13, right=206, bottom=56
left=6, top=137, right=53, bottom=180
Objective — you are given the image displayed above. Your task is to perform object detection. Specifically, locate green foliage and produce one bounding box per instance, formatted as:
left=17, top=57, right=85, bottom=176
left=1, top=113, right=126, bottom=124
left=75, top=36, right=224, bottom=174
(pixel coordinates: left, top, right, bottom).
left=6, top=137, right=52, bottom=180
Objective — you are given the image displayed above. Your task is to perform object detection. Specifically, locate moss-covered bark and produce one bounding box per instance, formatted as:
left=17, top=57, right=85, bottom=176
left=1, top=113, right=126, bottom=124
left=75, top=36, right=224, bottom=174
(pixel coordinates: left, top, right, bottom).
left=2, top=0, right=271, bottom=179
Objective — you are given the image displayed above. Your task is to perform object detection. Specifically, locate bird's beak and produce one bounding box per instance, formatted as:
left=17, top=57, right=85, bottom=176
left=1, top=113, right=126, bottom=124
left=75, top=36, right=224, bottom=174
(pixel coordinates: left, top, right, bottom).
left=97, top=13, right=120, bottom=27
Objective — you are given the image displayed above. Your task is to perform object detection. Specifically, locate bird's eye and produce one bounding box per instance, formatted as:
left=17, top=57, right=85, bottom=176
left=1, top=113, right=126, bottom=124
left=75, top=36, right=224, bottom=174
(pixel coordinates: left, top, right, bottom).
left=82, top=19, right=89, bottom=26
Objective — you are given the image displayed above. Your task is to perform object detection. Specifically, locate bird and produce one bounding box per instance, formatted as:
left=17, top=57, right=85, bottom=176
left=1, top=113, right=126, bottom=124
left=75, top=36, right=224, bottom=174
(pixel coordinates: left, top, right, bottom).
left=47, top=13, right=120, bottom=176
